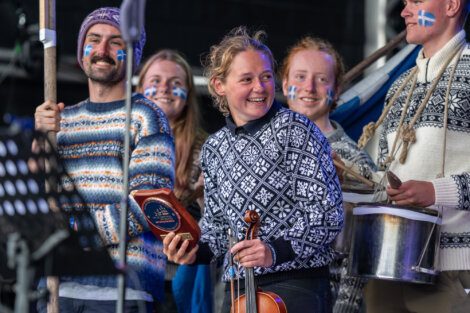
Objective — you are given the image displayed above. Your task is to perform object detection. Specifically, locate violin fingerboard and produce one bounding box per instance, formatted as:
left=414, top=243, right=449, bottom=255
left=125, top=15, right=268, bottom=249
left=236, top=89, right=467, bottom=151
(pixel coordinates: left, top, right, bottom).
left=245, top=267, right=258, bottom=312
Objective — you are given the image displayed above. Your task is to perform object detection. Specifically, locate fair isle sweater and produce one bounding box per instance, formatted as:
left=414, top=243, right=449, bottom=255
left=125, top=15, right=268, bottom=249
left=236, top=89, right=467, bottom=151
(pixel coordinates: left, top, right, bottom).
left=379, top=31, right=470, bottom=271
left=57, top=93, right=175, bottom=300
left=198, top=101, right=343, bottom=282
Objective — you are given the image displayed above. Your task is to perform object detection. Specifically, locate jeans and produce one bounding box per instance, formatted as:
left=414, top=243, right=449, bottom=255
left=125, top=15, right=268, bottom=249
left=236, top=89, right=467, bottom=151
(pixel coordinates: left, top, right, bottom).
left=221, top=276, right=332, bottom=313
left=36, top=297, right=153, bottom=313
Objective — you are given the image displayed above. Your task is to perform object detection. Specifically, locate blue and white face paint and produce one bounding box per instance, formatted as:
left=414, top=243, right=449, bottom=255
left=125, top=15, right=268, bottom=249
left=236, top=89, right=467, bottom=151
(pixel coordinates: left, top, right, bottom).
left=172, top=86, right=188, bottom=100
left=144, top=85, right=157, bottom=98
left=287, top=85, right=297, bottom=100
left=83, top=44, right=93, bottom=57
left=326, top=88, right=335, bottom=106
left=117, top=49, right=127, bottom=62
left=418, top=10, right=436, bottom=27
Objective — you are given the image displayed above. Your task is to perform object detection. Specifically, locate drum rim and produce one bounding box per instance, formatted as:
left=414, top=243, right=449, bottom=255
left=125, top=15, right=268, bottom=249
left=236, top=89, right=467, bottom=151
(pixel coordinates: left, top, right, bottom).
left=353, top=205, right=442, bottom=225
left=355, top=202, right=439, bottom=216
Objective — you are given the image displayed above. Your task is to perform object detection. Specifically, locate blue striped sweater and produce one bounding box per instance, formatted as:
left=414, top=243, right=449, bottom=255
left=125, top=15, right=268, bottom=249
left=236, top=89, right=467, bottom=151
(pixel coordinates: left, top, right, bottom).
left=56, top=93, right=175, bottom=301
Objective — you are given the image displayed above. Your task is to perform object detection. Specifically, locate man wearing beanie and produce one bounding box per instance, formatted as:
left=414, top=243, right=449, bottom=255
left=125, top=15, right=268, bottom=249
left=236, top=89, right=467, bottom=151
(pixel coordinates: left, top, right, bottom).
left=35, top=7, right=174, bottom=313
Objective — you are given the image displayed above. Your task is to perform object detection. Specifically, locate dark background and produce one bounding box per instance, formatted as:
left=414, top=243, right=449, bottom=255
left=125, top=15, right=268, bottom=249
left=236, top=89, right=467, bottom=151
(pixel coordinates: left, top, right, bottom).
left=0, top=0, right=409, bottom=134
left=0, top=0, right=369, bottom=133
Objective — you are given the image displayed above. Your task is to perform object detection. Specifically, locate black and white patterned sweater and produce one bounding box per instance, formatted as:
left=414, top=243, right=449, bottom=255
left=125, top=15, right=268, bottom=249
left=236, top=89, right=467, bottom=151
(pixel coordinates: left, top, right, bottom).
left=198, top=101, right=343, bottom=282
left=326, top=120, right=377, bottom=179
left=379, top=30, right=470, bottom=271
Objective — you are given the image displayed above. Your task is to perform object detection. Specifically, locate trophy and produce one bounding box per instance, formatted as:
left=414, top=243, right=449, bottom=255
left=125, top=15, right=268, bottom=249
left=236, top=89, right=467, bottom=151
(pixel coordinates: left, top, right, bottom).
left=131, top=188, right=200, bottom=249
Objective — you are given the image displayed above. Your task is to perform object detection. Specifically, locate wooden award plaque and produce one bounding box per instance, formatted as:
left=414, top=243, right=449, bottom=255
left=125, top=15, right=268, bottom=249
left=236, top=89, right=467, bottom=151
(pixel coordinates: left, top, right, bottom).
left=131, top=188, right=201, bottom=250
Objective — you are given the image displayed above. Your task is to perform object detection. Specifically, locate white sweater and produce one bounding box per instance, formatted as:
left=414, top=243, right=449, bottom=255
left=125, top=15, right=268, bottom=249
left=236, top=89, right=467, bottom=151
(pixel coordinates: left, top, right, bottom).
left=379, top=30, right=470, bottom=271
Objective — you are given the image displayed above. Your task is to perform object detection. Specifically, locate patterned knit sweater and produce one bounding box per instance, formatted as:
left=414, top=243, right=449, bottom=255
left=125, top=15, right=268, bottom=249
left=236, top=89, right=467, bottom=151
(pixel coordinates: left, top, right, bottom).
left=379, top=30, right=470, bottom=271
left=57, top=93, right=175, bottom=300
left=198, top=102, right=343, bottom=282
left=326, top=120, right=377, bottom=178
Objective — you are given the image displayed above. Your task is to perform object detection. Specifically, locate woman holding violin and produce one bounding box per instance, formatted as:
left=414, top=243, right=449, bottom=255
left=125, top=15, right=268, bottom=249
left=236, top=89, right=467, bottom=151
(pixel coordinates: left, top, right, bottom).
left=163, top=26, right=343, bottom=313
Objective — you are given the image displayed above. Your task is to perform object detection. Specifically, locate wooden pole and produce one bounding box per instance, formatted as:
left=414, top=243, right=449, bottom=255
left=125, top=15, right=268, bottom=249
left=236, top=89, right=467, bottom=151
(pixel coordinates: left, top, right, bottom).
left=342, top=30, right=406, bottom=88
left=39, top=1, right=59, bottom=312
left=40, top=0, right=57, bottom=113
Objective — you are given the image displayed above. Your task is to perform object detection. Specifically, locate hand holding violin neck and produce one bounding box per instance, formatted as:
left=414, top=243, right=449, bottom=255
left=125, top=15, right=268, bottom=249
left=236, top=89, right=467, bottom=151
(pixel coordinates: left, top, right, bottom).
left=231, top=210, right=287, bottom=313
left=244, top=210, right=260, bottom=312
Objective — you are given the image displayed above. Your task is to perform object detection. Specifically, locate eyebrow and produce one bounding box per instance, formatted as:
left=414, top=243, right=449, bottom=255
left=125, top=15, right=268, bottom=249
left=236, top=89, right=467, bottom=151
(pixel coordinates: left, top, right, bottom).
left=86, top=33, right=123, bottom=40
left=148, top=75, right=184, bottom=81
left=238, top=69, right=273, bottom=76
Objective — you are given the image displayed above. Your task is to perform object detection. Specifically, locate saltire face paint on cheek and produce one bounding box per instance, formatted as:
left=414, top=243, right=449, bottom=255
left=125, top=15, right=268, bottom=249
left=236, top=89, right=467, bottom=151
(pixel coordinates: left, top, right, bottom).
left=117, top=49, right=127, bottom=61
left=287, top=85, right=297, bottom=100
left=172, top=86, right=188, bottom=100
left=326, top=88, right=335, bottom=106
left=418, top=10, right=436, bottom=27
left=144, top=86, right=157, bottom=97
left=83, top=44, right=93, bottom=57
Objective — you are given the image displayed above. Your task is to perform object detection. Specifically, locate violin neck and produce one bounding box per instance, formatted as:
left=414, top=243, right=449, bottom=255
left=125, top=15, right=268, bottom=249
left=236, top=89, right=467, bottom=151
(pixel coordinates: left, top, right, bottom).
left=245, top=267, right=258, bottom=313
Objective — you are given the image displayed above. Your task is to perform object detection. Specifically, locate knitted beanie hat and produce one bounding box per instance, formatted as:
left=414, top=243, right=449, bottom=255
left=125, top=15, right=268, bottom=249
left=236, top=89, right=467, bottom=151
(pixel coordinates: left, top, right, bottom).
left=76, top=7, right=146, bottom=72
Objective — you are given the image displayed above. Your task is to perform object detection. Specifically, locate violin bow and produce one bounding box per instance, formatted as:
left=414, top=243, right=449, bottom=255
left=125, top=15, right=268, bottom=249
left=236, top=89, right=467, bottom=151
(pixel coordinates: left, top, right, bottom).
left=228, top=228, right=237, bottom=313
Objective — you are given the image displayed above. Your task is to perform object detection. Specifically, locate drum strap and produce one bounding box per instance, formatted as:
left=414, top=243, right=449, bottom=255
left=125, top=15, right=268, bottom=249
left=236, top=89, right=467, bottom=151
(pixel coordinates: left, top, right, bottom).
left=358, top=67, right=418, bottom=149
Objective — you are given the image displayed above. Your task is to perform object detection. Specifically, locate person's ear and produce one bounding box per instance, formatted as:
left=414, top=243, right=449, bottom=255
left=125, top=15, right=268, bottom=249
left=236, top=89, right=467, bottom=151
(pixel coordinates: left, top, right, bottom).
left=447, top=0, right=461, bottom=18
left=282, top=78, right=288, bottom=96
left=212, top=78, right=226, bottom=96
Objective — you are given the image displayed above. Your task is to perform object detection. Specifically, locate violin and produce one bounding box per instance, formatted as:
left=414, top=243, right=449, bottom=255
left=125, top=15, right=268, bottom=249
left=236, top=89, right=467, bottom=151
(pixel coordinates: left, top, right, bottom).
left=230, top=210, right=287, bottom=313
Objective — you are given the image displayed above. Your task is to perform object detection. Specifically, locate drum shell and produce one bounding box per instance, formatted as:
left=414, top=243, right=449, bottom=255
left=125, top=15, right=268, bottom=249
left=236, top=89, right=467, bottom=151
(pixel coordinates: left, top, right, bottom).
left=333, top=188, right=376, bottom=257
left=348, top=205, right=440, bottom=284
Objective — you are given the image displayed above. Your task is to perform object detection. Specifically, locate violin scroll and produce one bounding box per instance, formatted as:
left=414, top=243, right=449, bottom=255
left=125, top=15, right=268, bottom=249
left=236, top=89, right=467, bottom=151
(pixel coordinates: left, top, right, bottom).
left=244, top=210, right=260, bottom=225
left=244, top=210, right=260, bottom=241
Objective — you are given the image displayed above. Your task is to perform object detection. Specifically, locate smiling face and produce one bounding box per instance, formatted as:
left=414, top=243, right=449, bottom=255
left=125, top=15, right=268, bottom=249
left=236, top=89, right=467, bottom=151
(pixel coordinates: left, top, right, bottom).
left=282, top=48, right=337, bottom=123
left=213, top=49, right=275, bottom=127
left=82, top=23, right=126, bottom=84
left=140, top=59, right=188, bottom=123
left=401, top=0, right=454, bottom=55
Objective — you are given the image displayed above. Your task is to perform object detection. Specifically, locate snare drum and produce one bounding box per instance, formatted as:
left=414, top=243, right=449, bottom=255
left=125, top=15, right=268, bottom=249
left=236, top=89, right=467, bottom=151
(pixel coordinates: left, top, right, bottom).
left=332, top=183, right=376, bottom=257
left=348, top=204, right=441, bottom=284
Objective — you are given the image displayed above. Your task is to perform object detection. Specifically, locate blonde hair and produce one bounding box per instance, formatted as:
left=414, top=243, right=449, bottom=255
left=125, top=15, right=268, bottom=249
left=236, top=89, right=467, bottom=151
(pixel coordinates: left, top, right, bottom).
left=203, top=26, right=276, bottom=115
left=137, top=49, right=204, bottom=199
left=279, top=36, right=345, bottom=111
